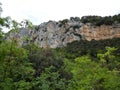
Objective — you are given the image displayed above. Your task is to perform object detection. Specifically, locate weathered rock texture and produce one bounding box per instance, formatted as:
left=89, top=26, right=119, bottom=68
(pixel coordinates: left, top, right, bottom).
left=7, top=19, right=120, bottom=48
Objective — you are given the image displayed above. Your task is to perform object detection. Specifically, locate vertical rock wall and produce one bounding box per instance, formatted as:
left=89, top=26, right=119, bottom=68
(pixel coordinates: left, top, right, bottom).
left=6, top=20, right=120, bottom=48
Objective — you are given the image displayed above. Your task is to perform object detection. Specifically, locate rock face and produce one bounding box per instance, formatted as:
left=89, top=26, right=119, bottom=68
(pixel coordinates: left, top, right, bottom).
left=7, top=19, right=120, bottom=48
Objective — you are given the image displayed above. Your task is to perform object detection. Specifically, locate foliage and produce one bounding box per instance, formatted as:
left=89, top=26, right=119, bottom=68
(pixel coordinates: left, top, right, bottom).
left=0, top=16, right=11, bottom=28
left=0, top=16, right=35, bottom=90
left=81, top=14, right=120, bottom=26
left=64, top=56, right=120, bottom=90
left=33, top=66, right=67, bottom=90
left=60, top=19, right=69, bottom=26
left=0, top=13, right=120, bottom=90
left=23, top=44, right=64, bottom=77
left=0, top=41, right=35, bottom=90
left=64, top=38, right=120, bottom=60
left=21, top=19, right=34, bottom=29
left=97, top=47, right=120, bottom=71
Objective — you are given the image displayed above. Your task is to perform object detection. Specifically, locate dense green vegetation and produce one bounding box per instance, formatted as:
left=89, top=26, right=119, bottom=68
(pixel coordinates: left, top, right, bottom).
left=81, top=14, right=120, bottom=26
left=63, top=38, right=120, bottom=59
left=1, top=13, right=120, bottom=90
left=60, top=14, right=120, bottom=26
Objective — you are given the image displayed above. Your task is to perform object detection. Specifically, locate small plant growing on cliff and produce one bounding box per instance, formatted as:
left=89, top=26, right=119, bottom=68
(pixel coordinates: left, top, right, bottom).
left=21, top=19, right=34, bottom=29
left=73, top=25, right=80, bottom=30
left=60, top=19, right=69, bottom=25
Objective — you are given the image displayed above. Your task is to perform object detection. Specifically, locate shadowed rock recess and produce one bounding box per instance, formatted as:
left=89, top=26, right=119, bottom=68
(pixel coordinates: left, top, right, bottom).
left=7, top=18, right=120, bottom=48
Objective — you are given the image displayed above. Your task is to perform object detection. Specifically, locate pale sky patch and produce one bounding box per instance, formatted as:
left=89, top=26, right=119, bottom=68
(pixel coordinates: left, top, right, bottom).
left=0, top=0, right=120, bottom=25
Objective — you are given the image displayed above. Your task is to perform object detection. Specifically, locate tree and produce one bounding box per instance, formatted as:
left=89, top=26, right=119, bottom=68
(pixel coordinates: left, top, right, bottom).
left=65, top=55, right=120, bottom=90
left=23, top=44, right=64, bottom=77
left=21, top=19, right=34, bottom=29
left=97, top=47, right=118, bottom=70
left=0, top=41, right=35, bottom=90
left=33, top=66, right=66, bottom=90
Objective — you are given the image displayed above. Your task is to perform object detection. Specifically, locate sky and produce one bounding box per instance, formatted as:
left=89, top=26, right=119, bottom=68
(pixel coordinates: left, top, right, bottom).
left=0, top=0, right=120, bottom=25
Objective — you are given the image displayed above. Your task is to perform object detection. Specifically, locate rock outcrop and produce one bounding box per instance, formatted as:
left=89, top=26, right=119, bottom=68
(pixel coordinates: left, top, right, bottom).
left=7, top=18, right=120, bottom=48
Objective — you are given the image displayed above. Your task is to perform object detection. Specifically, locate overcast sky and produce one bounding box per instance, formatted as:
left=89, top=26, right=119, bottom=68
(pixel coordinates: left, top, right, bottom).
left=0, top=0, right=120, bottom=25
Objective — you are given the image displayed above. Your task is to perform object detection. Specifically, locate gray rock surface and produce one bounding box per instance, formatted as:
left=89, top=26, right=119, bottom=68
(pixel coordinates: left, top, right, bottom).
left=6, top=18, right=120, bottom=48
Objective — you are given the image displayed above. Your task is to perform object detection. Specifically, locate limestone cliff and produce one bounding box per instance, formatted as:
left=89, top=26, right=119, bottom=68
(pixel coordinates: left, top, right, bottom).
left=7, top=18, right=120, bottom=48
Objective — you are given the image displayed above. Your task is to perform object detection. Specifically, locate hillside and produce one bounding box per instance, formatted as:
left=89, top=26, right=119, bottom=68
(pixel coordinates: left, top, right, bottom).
left=6, top=14, right=120, bottom=48
left=1, top=14, right=120, bottom=90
